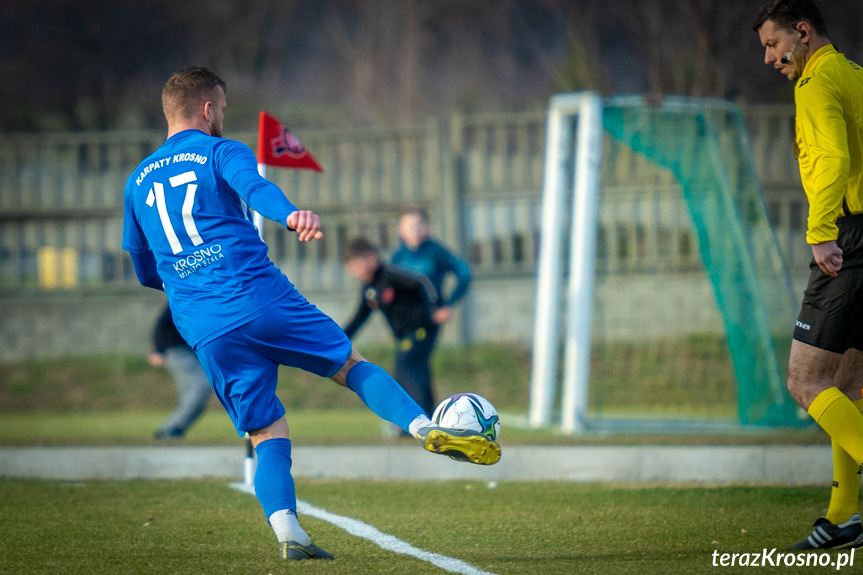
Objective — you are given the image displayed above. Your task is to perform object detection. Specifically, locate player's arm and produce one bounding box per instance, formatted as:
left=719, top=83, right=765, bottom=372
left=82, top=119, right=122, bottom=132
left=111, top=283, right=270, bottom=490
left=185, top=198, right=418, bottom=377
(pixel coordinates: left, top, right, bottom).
left=122, top=181, right=164, bottom=289
left=797, top=77, right=851, bottom=245
left=149, top=306, right=172, bottom=367
left=216, top=141, right=323, bottom=241
left=129, top=250, right=164, bottom=291
left=342, top=292, right=373, bottom=339
left=152, top=306, right=173, bottom=353
left=438, top=244, right=471, bottom=306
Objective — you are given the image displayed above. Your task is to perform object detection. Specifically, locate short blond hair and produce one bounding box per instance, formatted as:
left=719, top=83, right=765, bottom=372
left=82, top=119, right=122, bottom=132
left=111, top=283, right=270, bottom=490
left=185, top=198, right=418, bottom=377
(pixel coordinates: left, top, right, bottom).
left=162, top=66, right=226, bottom=122
left=399, top=206, right=430, bottom=224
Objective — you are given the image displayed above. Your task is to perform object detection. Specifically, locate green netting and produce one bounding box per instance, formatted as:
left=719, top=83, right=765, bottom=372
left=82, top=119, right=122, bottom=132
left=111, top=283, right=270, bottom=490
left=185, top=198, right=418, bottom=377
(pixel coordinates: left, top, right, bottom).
left=597, top=96, right=802, bottom=426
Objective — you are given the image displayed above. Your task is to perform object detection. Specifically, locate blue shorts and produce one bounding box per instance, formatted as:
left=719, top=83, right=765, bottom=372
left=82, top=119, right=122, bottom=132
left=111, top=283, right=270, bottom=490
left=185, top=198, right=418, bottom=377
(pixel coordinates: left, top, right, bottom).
left=195, top=291, right=352, bottom=435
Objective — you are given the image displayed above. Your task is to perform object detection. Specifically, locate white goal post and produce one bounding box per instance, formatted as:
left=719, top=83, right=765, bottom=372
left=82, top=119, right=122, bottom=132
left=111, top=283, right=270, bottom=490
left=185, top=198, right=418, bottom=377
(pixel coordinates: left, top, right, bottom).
left=529, top=92, right=604, bottom=434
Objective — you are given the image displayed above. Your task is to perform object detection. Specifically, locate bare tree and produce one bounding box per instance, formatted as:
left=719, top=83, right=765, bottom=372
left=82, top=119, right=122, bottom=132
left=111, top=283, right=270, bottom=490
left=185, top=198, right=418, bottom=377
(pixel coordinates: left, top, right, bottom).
left=4, top=0, right=861, bottom=132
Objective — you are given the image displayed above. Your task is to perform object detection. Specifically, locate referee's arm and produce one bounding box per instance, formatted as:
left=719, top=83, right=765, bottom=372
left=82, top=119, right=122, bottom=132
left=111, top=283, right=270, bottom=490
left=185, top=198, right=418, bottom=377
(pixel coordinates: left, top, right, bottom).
left=797, top=78, right=851, bottom=245
left=796, top=78, right=850, bottom=276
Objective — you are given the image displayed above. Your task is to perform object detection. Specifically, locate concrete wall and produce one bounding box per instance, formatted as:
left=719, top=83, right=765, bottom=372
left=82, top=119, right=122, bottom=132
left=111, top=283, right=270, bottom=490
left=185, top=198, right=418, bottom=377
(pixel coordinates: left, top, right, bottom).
left=0, top=444, right=834, bottom=484
left=2, top=270, right=811, bottom=362
left=0, top=288, right=166, bottom=362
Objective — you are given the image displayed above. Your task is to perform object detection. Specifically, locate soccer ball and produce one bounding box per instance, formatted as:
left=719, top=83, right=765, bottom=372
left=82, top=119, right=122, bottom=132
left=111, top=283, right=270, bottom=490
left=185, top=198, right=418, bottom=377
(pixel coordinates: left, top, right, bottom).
left=431, top=393, right=500, bottom=441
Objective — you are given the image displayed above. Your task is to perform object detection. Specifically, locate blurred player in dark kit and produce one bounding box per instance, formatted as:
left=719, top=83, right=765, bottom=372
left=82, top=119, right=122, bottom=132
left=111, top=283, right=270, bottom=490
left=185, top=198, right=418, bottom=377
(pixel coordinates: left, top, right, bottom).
left=342, top=237, right=438, bottom=419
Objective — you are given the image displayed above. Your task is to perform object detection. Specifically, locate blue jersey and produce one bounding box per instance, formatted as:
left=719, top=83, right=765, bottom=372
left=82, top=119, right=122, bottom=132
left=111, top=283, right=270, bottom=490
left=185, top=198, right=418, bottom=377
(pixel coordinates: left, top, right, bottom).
left=122, top=129, right=299, bottom=348
left=391, top=239, right=471, bottom=306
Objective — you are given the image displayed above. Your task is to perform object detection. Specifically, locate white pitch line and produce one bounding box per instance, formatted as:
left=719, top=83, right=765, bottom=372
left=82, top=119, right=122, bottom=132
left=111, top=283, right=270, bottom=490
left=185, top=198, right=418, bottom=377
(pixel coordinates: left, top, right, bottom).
left=229, top=483, right=498, bottom=575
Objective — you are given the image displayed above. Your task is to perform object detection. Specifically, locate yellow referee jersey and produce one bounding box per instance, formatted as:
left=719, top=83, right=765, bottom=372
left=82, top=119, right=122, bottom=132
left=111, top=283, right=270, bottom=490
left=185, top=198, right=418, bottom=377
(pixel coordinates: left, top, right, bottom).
left=794, top=44, right=863, bottom=244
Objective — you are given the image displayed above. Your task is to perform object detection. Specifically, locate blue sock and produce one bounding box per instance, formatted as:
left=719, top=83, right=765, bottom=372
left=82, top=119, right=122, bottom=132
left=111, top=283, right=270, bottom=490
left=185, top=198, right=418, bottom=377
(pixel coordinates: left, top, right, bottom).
left=346, top=361, right=426, bottom=431
left=253, top=438, right=296, bottom=517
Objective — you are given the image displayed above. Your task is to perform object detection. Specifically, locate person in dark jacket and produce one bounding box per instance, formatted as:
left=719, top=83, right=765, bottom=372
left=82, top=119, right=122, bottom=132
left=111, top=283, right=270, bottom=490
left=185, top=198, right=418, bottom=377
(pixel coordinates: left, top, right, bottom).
left=342, top=237, right=439, bottom=418
left=149, top=304, right=213, bottom=439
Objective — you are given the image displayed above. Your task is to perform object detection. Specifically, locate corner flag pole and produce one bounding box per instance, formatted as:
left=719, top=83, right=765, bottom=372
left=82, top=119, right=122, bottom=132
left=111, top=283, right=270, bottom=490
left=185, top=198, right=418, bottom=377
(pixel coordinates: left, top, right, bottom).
left=244, top=166, right=265, bottom=488
left=236, top=112, right=323, bottom=488
left=243, top=433, right=255, bottom=487
left=252, top=164, right=267, bottom=240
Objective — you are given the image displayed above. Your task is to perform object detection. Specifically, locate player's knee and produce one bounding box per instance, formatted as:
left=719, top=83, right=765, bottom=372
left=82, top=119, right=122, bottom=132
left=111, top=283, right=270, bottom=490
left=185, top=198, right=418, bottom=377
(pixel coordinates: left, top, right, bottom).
left=786, top=368, right=831, bottom=409
left=786, top=340, right=846, bottom=407
left=785, top=375, right=808, bottom=406
left=248, top=417, right=290, bottom=446
left=330, top=348, right=366, bottom=387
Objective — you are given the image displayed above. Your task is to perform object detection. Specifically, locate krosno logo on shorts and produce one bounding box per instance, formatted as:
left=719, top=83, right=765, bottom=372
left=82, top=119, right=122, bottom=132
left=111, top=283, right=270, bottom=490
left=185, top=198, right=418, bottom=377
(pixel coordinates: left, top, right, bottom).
left=173, top=244, right=224, bottom=279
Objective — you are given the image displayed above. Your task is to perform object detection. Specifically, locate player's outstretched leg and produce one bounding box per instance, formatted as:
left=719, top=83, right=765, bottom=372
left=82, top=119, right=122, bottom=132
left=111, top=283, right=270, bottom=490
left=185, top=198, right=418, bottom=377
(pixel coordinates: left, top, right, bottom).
left=340, top=359, right=500, bottom=465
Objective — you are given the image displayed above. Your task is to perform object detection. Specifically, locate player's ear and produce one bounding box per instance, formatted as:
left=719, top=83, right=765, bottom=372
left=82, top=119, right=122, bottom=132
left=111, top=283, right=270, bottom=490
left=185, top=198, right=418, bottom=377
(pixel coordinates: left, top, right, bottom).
left=797, top=22, right=810, bottom=43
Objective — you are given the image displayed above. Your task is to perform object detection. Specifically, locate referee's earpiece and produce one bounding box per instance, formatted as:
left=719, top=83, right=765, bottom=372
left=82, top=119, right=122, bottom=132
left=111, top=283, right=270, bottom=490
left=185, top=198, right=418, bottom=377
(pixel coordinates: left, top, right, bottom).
left=781, top=27, right=808, bottom=65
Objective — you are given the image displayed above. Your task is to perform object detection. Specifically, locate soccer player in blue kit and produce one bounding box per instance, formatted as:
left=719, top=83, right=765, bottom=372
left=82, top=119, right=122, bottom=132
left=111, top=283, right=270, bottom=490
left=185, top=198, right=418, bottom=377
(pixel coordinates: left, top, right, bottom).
left=122, top=66, right=500, bottom=562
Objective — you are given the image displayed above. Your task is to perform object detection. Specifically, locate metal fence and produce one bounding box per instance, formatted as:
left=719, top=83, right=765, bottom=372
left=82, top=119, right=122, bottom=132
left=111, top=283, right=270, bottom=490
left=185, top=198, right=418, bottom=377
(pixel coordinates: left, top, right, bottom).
left=0, top=103, right=807, bottom=292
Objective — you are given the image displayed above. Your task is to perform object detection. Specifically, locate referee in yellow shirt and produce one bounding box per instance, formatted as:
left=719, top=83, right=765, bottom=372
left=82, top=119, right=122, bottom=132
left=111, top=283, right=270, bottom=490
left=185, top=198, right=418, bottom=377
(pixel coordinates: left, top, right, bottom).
left=755, top=0, right=863, bottom=549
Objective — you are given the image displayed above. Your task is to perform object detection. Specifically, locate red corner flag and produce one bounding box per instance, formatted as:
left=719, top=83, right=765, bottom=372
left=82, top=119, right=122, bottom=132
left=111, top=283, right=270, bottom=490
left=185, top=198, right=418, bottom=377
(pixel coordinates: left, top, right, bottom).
left=256, top=111, right=323, bottom=172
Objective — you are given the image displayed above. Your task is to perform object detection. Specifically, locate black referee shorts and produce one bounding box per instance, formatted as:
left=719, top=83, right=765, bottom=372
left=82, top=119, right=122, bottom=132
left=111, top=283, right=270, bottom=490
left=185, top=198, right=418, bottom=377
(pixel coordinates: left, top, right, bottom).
left=794, top=213, right=863, bottom=354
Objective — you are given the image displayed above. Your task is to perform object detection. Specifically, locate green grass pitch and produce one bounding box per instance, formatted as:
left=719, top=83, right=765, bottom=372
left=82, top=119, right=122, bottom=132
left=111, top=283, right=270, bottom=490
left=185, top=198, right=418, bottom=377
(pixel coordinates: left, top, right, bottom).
left=0, top=478, right=854, bottom=574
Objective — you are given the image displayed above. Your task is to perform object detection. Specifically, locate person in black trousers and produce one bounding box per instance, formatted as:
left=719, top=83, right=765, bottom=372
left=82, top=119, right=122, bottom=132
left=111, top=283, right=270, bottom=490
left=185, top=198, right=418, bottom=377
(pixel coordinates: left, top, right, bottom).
left=342, top=237, right=440, bottom=420
left=149, top=304, right=213, bottom=439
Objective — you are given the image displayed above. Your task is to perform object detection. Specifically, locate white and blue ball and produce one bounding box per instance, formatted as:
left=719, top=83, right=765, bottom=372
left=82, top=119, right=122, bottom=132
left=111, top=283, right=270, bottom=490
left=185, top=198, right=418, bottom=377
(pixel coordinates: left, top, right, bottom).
left=431, top=393, right=500, bottom=441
